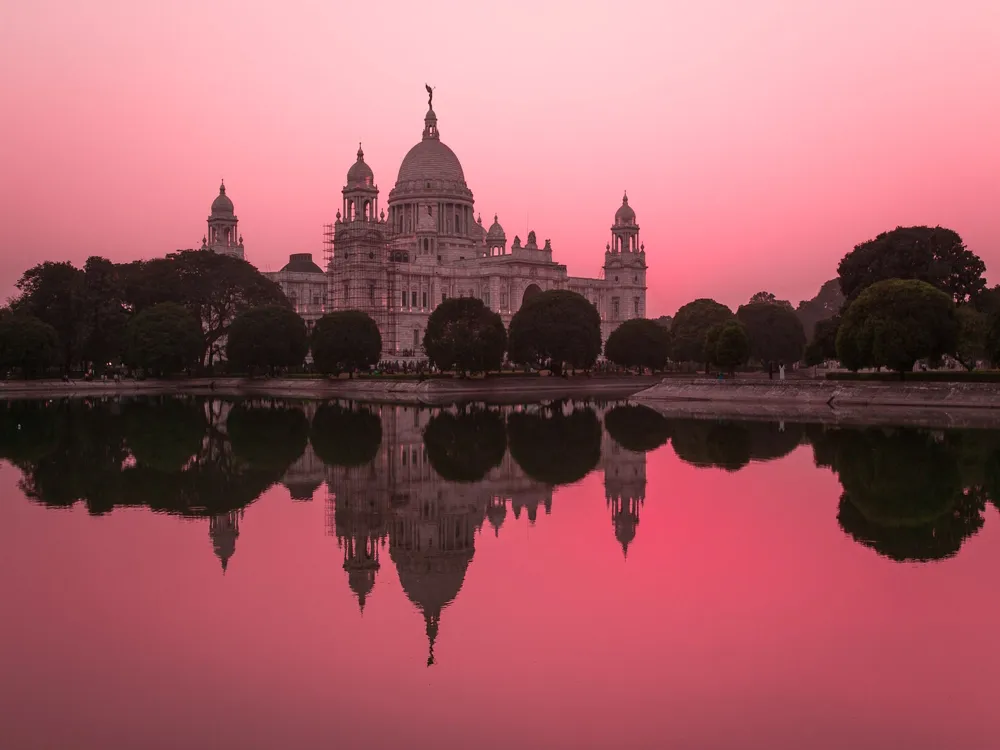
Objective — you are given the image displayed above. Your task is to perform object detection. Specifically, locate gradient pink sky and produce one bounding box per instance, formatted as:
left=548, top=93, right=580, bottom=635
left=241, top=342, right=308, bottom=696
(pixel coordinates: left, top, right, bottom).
left=1, top=1, right=998, bottom=316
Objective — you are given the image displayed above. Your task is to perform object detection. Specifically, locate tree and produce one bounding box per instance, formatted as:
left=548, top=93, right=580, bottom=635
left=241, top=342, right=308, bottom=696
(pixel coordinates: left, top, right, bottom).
left=836, top=279, right=958, bottom=375
left=604, top=318, right=671, bottom=371
left=655, top=315, right=672, bottom=329
left=0, top=315, right=60, bottom=377
left=748, top=291, right=793, bottom=309
left=122, top=250, right=289, bottom=366
left=954, top=305, right=989, bottom=371
left=311, top=311, right=381, bottom=376
left=987, top=311, right=1000, bottom=367
left=804, top=316, right=840, bottom=366
left=669, top=299, right=734, bottom=369
left=507, top=289, right=602, bottom=372
left=707, top=320, right=750, bottom=374
left=423, top=297, right=506, bottom=374
left=226, top=305, right=308, bottom=374
left=11, top=261, right=87, bottom=371
left=736, top=302, right=807, bottom=365
left=122, top=302, right=203, bottom=376
left=80, top=256, right=130, bottom=373
left=837, top=226, right=986, bottom=304
left=670, top=419, right=752, bottom=472
left=795, top=279, right=844, bottom=341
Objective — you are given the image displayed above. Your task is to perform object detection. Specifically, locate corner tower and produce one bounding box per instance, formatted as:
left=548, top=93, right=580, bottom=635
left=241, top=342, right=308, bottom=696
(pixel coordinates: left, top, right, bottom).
left=603, top=193, right=647, bottom=329
left=342, top=144, right=379, bottom=222
left=203, top=181, right=245, bottom=259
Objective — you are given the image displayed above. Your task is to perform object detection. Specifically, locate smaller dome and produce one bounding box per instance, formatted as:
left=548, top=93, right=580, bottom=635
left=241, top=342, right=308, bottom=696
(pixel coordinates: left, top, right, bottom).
left=280, top=253, right=324, bottom=274
left=486, top=214, right=506, bottom=243
left=211, top=182, right=234, bottom=215
left=347, top=143, right=375, bottom=188
left=614, top=192, right=636, bottom=226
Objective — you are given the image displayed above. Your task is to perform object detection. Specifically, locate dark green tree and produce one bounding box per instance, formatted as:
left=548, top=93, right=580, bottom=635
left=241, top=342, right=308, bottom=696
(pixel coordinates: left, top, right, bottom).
left=122, top=302, right=204, bottom=376
left=0, top=315, right=60, bottom=377
left=423, top=407, right=507, bottom=482
left=423, top=297, right=506, bottom=374
left=835, top=279, right=958, bottom=375
left=11, top=261, right=87, bottom=371
left=508, top=289, right=602, bottom=372
left=310, top=403, right=382, bottom=467
left=310, top=311, right=381, bottom=376
left=803, top=316, right=840, bottom=366
left=736, top=302, right=807, bottom=365
left=669, top=298, right=734, bottom=370
left=122, top=397, right=206, bottom=473
left=988, top=311, right=1000, bottom=367
left=706, top=320, right=750, bottom=374
left=122, top=250, right=289, bottom=366
left=795, top=279, right=844, bottom=341
left=604, top=405, right=671, bottom=453
left=837, top=225, right=986, bottom=304
left=954, top=305, right=989, bottom=371
left=226, top=305, right=308, bottom=374
left=604, top=318, right=671, bottom=371
left=507, top=405, right=602, bottom=485
left=80, top=256, right=130, bottom=373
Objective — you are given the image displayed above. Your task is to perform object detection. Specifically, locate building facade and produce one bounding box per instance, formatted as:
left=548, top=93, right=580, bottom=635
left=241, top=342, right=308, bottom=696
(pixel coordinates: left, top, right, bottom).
left=327, top=95, right=647, bottom=355
left=202, top=93, right=648, bottom=356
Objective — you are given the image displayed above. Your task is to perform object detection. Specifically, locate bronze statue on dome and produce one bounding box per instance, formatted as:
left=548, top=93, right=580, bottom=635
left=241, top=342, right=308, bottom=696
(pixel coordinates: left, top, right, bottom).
left=425, top=83, right=434, bottom=108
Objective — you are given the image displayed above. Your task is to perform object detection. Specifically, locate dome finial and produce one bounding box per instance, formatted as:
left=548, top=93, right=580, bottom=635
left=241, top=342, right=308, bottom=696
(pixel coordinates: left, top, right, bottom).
left=220, top=179, right=226, bottom=194
left=357, top=142, right=364, bottom=160
left=622, top=190, right=628, bottom=203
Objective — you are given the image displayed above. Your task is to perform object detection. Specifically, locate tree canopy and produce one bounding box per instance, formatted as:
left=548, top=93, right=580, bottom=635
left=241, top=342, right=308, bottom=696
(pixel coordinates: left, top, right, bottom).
left=736, top=301, right=807, bottom=364
left=604, top=318, right=671, bottom=371
left=310, top=403, right=382, bottom=467
left=706, top=320, right=750, bottom=373
left=122, top=302, right=204, bottom=376
left=795, top=279, right=844, bottom=340
left=954, top=305, right=989, bottom=371
left=835, top=279, right=958, bottom=374
left=0, top=315, right=60, bottom=377
left=423, top=297, right=506, bottom=374
left=226, top=305, right=308, bottom=373
left=837, top=225, right=986, bottom=304
left=669, top=299, right=734, bottom=367
left=311, top=311, right=381, bottom=376
left=508, top=290, right=602, bottom=371
left=12, top=261, right=87, bottom=370
left=604, top=405, right=671, bottom=453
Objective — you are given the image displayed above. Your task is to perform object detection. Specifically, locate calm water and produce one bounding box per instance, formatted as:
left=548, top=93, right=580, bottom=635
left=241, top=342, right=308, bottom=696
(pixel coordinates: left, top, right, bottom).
left=1, top=397, right=999, bottom=750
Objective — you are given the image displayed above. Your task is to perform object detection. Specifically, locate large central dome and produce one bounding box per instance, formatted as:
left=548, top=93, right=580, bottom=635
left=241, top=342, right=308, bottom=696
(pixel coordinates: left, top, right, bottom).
left=391, top=105, right=471, bottom=200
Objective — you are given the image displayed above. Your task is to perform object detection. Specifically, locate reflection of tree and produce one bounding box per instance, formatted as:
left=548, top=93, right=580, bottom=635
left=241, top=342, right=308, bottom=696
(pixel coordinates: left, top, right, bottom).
left=604, top=405, right=670, bottom=453
left=227, top=401, right=308, bottom=476
left=813, top=427, right=988, bottom=562
left=507, top=404, right=601, bottom=485
left=743, top=422, right=805, bottom=462
left=310, top=403, right=382, bottom=467
left=422, top=407, right=506, bottom=482
left=122, top=396, right=205, bottom=472
left=670, top=419, right=751, bottom=472
left=0, top=400, right=62, bottom=468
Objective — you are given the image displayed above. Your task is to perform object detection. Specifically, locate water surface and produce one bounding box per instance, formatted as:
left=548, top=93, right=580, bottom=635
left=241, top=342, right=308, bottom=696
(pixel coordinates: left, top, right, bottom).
left=1, top=397, right=999, bottom=749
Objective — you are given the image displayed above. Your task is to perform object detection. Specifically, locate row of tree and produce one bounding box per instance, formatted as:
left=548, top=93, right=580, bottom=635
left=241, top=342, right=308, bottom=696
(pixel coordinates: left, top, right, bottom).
left=1, top=251, right=288, bottom=376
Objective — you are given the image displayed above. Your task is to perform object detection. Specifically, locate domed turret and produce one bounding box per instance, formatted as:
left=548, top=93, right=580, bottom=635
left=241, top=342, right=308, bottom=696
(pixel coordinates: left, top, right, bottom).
left=486, top=215, right=506, bottom=243
left=347, top=144, right=374, bottom=188
left=614, top=192, right=636, bottom=226
left=211, top=181, right=234, bottom=215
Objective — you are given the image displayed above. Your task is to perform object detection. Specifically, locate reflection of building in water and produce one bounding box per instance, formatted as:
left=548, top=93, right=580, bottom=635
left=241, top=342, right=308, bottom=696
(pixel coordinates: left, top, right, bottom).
left=601, top=424, right=647, bottom=557
left=209, top=509, right=243, bottom=573
left=281, top=443, right=326, bottom=501
left=322, top=401, right=649, bottom=663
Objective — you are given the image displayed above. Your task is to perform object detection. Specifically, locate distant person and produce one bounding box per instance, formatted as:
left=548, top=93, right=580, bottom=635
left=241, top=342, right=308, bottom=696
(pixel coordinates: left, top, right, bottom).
left=779, top=364, right=786, bottom=381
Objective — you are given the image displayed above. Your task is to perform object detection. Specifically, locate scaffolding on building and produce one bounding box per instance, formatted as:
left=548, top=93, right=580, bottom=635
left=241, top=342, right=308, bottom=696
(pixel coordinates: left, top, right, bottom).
left=323, top=218, right=403, bottom=356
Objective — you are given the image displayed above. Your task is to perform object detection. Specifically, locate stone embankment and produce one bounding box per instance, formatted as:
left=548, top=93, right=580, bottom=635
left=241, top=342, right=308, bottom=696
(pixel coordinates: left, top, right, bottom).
left=632, top=379, right=1000, bottom=428
left=0, top=375, right=660, bottom=406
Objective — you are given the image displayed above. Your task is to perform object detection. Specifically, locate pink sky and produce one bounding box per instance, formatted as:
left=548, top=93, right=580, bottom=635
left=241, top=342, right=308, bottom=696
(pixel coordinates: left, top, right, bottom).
left=1, top=0, right=998, bottom=316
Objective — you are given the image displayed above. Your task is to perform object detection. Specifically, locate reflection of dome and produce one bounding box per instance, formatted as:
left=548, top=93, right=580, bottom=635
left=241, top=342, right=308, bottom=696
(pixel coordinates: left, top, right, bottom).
left=211, top=182, right=234, bottom=215
left=614, top=192, right=635, bottom=226
left=209, top=510, right=241, bottom=573
left=347, top=144, right=375, bottom=187
left=347, top=567, right=377, bottom=611
left=486, top=499, right=507, bottom=536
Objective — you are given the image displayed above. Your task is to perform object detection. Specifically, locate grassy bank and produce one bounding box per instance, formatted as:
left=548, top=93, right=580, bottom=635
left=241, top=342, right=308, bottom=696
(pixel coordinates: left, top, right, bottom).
left=826, top=371, right=1000, bottom=383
